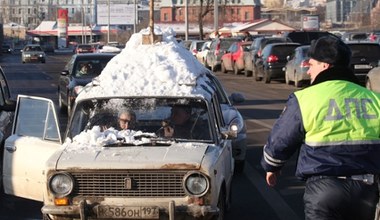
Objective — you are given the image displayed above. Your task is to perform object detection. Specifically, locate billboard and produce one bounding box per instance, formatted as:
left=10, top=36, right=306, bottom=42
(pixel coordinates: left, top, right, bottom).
left=57, top=8, right=68, bottom=48
left=302, top=15, right=320, bottom=31
left=97, top=4, right=136, bottom=25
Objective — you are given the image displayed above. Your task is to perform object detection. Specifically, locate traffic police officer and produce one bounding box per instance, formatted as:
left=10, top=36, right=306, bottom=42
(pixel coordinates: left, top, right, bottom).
left=261, top=35, right=380, bottom=220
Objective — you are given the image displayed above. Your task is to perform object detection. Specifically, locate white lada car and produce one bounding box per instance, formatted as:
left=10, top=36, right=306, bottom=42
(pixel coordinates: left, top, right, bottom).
left=2, top=34, right=238, bottom=220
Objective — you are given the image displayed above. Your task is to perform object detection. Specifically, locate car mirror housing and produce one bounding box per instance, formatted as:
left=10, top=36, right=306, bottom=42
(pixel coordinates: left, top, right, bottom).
left=1, top=99, right=16, bottom=111
left=229, top=93, right=245, bottom=104
left=221, top=127, right=237, bottom=139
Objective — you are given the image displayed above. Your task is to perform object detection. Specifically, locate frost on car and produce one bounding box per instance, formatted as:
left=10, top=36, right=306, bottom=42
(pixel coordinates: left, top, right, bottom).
left=3, top=28, right=236, bottom=220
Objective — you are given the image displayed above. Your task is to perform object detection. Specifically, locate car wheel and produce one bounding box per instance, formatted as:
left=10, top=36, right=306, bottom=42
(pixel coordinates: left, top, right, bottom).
left=285, top=72, right=290, bottom=85
left=42, top=60, right=46, bottom=63
left=264, top=69, right=271, bottom=84
left=366, top=78, right=372, bottom=90
left=253, top=67, right=261, bottom=81
left=233, top=62, right=239, bottom=75
left=212, top=189, right=226, bottom=220
left=221, top=62, right=227, bottom=73
left=244, top=67, right=252, bottom=77
left=211, top=63, right=217, bottom=72
left=294, top=74, right=301, bottom=88
left=234, top=160, right=245, bottom=174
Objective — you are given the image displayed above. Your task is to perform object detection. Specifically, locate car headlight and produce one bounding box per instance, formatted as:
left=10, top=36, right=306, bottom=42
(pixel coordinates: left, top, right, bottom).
left=48, top=172, right=74, bottom=197
left=183, top=172, right=209, bottom=196
left=39, top=54, right=43, bottom=57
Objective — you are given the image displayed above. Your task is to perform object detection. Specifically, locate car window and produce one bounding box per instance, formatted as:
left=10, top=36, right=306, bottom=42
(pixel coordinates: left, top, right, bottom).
left=271, top=45, right=299, bottom=57
left=349, top=44, right=380, bottom=58
left=15, top=97, right=60, bottom=141
left=68, top=97, right=212, bottom=142
left=25, top=46, right=42, bottom=51
left=74, top=57, right=114, bottom=78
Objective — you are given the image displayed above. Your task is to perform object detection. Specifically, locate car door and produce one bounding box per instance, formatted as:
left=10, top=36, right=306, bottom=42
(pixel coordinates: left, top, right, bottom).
left=3, top=95, right=61, bottom=202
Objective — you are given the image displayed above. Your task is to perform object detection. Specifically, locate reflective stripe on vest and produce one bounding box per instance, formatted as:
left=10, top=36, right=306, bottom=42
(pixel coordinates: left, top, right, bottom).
left=294, top=80, right=380, bottom=147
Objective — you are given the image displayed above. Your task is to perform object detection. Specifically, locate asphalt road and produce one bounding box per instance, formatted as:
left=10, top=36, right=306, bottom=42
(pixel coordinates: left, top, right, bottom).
left=0, top=51, right=306, bottom=220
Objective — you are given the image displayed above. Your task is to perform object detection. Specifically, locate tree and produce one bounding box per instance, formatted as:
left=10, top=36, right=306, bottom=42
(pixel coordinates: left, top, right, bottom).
left=197, top=0, right=214, bottom=40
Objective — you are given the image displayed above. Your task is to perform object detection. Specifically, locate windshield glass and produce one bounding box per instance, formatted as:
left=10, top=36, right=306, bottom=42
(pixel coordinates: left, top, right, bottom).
left=68, top=97, right=213, bottom=145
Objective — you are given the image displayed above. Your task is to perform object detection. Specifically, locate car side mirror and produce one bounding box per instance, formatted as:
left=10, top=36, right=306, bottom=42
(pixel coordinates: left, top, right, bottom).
left=61, top=70, right=69, bottom=76
left=20, top=50, right=23, bottom=52
left=229, top=93, right=245, bottom=104
left=1, top=99, right=16, bottom=111
left=221, top=127, right=237, bottom=139
left=286, top=55, right=291, bottom=61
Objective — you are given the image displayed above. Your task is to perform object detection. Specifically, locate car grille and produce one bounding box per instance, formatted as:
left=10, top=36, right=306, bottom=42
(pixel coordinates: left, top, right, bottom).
left=71, top=171, right=187, bottom=197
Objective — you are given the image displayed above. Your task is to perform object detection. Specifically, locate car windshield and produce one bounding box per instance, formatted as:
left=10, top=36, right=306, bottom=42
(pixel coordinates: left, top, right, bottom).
left=24, top=46, right=42, bottom=51
left=68, top=97, right=213, bottom=144
left=74, top=58, right=113, bottom=78
left=349, top=44, right=380, bottom=58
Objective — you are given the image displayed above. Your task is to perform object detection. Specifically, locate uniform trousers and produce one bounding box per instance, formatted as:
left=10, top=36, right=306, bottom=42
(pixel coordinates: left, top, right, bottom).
left=304, top=176, right=379, bottom=220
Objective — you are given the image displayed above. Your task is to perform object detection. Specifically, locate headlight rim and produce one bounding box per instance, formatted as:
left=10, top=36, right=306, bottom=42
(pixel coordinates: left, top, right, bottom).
left=48, top=172, right=74, bottom=198
left=183, top=171, right=209, bottom=197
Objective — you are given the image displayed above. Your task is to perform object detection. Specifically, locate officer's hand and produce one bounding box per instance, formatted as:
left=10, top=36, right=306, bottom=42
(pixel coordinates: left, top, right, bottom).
left=266, top=171, right=280, bottom=187
left=164, top=126, right=174, bottom=137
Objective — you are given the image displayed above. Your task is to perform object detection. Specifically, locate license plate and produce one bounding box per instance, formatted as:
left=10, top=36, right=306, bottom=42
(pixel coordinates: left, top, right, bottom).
left=97, top=205, right=159, bottom=219
left=354, top=64, right=371, bottom=69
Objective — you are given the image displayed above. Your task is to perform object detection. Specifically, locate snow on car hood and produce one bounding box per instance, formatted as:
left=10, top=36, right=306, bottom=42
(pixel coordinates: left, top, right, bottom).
left=56, top=126, right=208, bottom=170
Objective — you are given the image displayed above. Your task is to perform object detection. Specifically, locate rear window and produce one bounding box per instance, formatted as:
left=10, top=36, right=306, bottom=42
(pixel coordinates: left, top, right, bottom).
left=271, top=45, right=299, bottom=58
left=79, top=45, right=92, bottom=49
left=286, top=31, right=335, bottom=45
left=220, top=39, right=240, bottom=50
left=349, top=44, right=380, bottom=59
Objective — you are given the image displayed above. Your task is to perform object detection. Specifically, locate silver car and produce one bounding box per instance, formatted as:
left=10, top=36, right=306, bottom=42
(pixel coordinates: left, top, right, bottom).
left=21, top=44, right=46, bottom=63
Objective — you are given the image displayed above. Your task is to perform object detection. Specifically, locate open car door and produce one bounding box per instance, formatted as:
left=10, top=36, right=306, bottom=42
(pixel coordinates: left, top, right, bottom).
left=3, top=95, right=62, bottom=202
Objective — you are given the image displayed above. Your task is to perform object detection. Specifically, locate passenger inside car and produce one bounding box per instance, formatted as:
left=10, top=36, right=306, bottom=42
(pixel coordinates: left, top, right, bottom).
left=76, top=63, right=92, bottom=77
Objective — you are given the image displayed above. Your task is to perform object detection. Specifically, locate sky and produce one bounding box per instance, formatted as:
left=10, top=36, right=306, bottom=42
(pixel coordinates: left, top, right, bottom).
left=66, top=27, right=214, bottom=149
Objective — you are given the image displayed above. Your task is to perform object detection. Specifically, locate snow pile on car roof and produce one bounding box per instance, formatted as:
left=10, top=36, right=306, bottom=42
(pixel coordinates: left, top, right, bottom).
left=77, top=27, right=212, bottom=100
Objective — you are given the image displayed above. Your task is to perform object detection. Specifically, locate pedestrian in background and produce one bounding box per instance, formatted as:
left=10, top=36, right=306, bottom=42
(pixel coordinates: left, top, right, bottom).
left=261, top=35, right=380, bottom=220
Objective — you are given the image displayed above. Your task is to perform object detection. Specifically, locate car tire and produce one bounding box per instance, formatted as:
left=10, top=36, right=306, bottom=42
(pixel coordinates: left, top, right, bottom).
left=244, top=68, right=252, bottom=77
left=285, top=72, right=290, bottom=85
left=294, top=74, right=301, bottom=88
left=264, top=69, right=271, bottom=84
left=254, top=68, right=261, bottom=81
left=221, top=62, right=227, bottom=73
left=234, top=160, right=245, bottom=174
left=366, top=78, right=372, bottom=90
left=233, top=62, right=239, bottom=75
left=211, top=63, right=217, bottom=72
left=212, top=189, right=226, bottom=220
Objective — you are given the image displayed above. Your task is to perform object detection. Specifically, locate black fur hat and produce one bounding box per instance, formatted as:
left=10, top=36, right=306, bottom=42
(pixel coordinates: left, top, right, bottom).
left=308, top=35, right=351, bottom=67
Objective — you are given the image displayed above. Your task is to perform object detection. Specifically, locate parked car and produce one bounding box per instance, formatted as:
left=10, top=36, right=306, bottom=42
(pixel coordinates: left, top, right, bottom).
left=21, top=44, right=46, bottom=63
left=1, top=44, right=13, bottom=54
left=58, top=53, right=116, bottom=115
left=221, top=41, right=252, bottom=75
left=196, top=41, right=211, bottom=65
left=0, top=65, right=16, bottom=191
left=284, top=45, right=311, bottom=87
left=245, top=37, right=291, bottom=80
left=189, top=40, right=206, bottom=57
left=3, top=39, right=236, bottom=219
left=346, top=41, right=380, bottom=84
left=256, top=42, right=301, bottom=83
left=75, top=44, right=94, bottom=54
left=205, top=37, right=241, bottom=71
left=366, top=64, right=380, bottom=93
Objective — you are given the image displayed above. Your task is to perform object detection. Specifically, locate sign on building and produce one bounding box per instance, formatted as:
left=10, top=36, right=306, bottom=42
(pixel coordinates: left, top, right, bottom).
left=302, top=15, right=320, bottom=31
left=97, top=4, right=136, bottom=25
left=57, top=9, right=68, bottom=48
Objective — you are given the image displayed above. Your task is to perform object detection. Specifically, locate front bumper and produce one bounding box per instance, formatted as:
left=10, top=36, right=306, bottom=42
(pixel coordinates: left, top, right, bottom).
left=42, top=200, right=219, bottom=220
left=23, top=56, right=45, bottom=62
